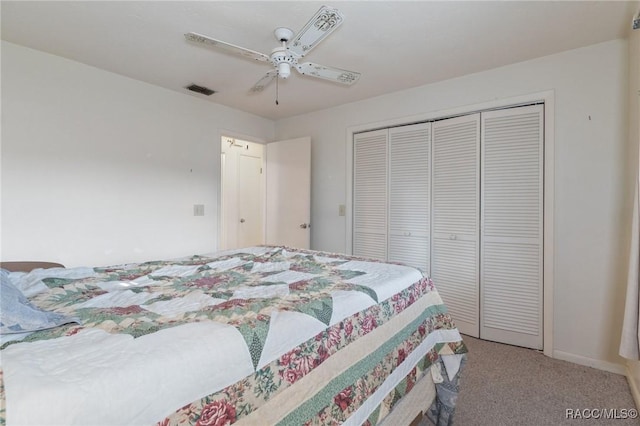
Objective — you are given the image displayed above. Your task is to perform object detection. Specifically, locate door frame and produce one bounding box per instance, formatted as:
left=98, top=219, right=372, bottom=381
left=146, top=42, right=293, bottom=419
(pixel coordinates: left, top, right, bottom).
left=345, top=90, right=555, bottom=357
left=218, top=130, right=267, bottom=251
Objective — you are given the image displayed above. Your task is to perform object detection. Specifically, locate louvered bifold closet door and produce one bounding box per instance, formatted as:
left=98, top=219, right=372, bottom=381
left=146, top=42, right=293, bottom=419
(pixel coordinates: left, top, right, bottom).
left=480, top=105, right=543, bottom=350
left=388, top=123, right=431, bottom=273
left=353, top=129, right=388, bottom=260
left=431, top=114, right=480, bottom=337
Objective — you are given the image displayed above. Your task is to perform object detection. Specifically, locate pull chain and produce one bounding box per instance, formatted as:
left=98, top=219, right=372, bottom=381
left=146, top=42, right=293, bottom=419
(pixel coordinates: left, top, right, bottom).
left=275, top=75, right=279, bottom=106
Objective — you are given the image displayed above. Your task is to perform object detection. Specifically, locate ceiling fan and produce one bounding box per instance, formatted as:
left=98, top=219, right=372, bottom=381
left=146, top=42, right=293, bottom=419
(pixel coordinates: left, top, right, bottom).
left=184, top=5, right=361, bottom=94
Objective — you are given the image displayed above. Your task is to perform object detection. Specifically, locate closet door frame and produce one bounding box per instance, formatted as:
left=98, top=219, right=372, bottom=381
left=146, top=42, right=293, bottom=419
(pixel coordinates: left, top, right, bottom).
left=346, top=90, right=555, bottom=357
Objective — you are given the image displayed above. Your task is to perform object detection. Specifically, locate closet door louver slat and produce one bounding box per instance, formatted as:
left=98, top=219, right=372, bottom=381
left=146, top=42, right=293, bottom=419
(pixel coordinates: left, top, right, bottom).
left=431, top=113, right=480, bottom=337
left=388, top=123, right=431, bottom=272
left=353, top=129, right=388, bottom=260
left=480, top=105, right=543, bottom=350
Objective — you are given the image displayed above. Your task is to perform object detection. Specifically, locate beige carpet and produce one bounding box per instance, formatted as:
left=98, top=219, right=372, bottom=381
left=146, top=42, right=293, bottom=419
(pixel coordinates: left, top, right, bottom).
left=450, top=336, right=637, bottom=425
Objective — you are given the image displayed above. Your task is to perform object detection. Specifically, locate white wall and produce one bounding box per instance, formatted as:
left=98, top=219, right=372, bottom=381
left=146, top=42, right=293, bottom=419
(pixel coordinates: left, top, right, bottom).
left=1, top=41, right=275, bottom=267
left=275, top=39, right=630, bottom=368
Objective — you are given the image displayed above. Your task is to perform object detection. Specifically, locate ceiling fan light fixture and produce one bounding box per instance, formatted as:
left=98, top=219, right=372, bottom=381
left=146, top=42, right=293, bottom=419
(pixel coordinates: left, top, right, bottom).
left=278, top=62, right=291, bottom=79
left=270, top=47, right=296, bottom=79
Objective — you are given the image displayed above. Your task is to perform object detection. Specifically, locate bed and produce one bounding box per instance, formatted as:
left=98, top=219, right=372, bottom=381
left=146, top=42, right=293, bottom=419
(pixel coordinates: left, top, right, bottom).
left=0, top=246, right=466, bottom=425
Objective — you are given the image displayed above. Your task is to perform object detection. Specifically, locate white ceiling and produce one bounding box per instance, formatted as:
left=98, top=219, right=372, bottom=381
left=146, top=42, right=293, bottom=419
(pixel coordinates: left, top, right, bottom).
left=1, top=1, right=636, bottom=120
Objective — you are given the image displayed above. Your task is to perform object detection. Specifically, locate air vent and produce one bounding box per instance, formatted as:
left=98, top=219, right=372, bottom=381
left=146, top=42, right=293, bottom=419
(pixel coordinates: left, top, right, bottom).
left=186, top=84, right=215, bottom=96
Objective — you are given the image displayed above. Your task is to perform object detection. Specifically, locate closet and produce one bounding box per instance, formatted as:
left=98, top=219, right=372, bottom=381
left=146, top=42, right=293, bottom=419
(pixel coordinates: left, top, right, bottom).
left=352, top=104, right=543, bottom=350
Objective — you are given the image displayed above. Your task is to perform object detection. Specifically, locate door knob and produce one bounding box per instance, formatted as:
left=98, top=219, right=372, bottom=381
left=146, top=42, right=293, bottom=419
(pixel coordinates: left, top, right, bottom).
left=299, top=223, right=309, bottom=229
left=240, top=218, right=245, bottom=223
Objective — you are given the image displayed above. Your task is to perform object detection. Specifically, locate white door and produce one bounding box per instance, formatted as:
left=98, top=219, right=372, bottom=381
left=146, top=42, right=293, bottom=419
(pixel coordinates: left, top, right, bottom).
left=220, top=138, right=264, bottom=250
left=480, top=105, right=544, bottom=350
left=353, top=129, right=388, bottom=260
left=265, top=137, right=311, bottom=249
left=388, top=123, right=431, bottom=273
left=238, top=152, right=264, bottom=247
left=431, top=113, right=481, bottom=338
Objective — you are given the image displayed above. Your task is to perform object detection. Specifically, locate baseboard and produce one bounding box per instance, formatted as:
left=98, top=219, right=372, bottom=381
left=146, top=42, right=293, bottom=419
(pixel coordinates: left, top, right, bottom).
left=626, top=363, right=640, bottom=409
left=553, top=350, right=626, bottom=375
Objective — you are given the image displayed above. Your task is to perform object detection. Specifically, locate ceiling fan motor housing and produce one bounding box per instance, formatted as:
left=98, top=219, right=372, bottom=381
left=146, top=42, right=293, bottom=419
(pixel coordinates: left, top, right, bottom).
left=270, top=46, right=297, bottom=79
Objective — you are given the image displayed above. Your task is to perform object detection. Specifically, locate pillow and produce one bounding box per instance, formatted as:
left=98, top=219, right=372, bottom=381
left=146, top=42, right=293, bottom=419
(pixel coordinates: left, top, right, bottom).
left=0, top=271, right=80, bottom=334
left=10, top=266, right=97, bottom=298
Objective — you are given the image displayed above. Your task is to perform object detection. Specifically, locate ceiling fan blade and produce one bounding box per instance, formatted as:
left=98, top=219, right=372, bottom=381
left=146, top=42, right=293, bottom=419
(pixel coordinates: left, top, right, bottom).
left=288, top=6, right=344, bottom=58
left=250, top=71, right=277, bottom=93
left=295, top=62, right=360, bottom=85
left=185, top=32, right=270, bottom=62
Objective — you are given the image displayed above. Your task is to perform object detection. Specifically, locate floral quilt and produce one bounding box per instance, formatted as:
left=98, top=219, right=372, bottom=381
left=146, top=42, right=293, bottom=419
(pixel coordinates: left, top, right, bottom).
left=0, top=246, right=466, bottom=426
